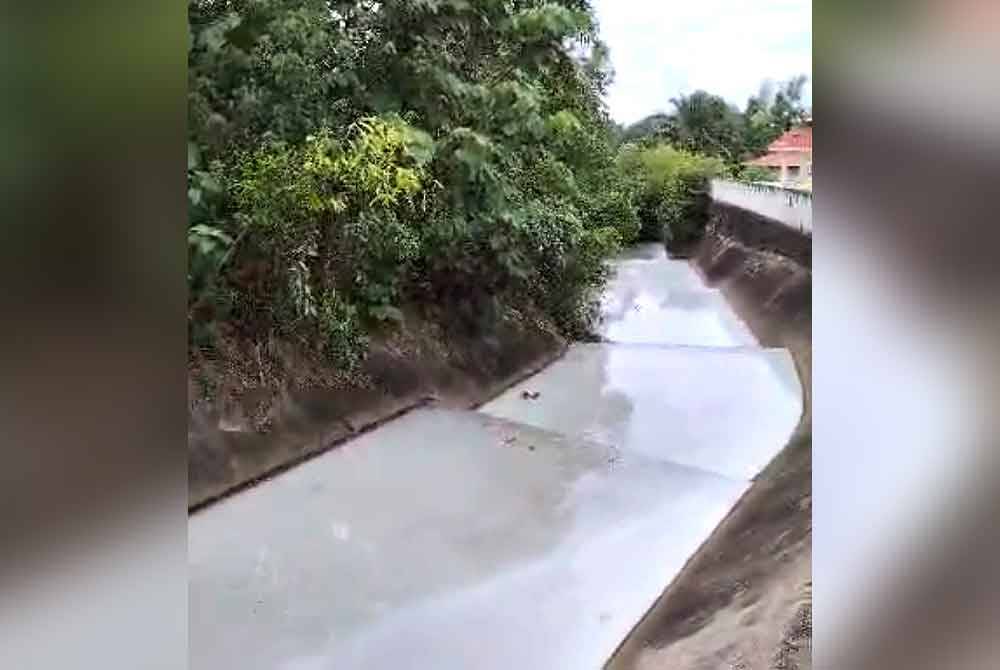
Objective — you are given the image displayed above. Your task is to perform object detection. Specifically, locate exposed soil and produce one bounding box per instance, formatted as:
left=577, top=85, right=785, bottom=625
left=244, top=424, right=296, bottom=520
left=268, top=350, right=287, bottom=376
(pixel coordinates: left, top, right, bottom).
left=188, top=305, right=566, bottom=509
left=607, top=203, right=812, bottom=670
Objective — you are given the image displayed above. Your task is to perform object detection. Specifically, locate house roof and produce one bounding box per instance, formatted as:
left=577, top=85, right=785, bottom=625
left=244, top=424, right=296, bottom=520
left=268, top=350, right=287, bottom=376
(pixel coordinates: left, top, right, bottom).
left=746, top=125, right=812, bottom=166
left=767, top=125, right=812, bottom=152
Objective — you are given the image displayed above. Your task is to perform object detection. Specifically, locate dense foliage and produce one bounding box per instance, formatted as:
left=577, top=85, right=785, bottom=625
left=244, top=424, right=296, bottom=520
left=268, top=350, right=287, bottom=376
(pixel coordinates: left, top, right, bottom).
left=619, top=76, right=810, bottom=165
left=742, top=76, right=810, bottom=157
left=736, top=165, right=779, bottom=184
left=618, top=145, right=725, bottom=248
left=658, top=92, right=746, bottom=162
left=188, top=0, right=640, bottom=367
left=611, top=76, right=810, bottom=249
left=615, top=112, right=670, bottom=145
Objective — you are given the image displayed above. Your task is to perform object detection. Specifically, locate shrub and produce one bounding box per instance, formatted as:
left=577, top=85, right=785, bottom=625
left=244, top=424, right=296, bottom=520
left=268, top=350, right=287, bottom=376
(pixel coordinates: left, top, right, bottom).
left=228, top=116, right=434, bottom=325
left=658, top=167, right=714, bottom=249
left=317, top=290, right=367, bottom=372
left=620, top=144, right=724, bottom=249
left=188, top=0, right=641, bottom=361
left=735, top=164, right=777, bottom=184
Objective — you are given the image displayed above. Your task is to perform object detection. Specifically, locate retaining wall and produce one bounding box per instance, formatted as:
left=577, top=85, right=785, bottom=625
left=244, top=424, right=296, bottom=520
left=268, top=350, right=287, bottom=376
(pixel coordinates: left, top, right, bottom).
left=711, top=179, right=812, bottom=234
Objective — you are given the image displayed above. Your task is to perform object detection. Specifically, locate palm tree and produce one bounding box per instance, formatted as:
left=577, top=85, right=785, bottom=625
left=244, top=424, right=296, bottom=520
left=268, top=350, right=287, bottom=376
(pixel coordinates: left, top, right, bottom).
left=665, top=91, right=744, bottom=162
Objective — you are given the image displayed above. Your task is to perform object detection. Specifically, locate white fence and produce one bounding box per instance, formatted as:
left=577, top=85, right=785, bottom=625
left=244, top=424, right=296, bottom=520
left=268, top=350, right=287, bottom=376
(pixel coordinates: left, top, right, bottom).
left=710, top=180, right=812, bottom=234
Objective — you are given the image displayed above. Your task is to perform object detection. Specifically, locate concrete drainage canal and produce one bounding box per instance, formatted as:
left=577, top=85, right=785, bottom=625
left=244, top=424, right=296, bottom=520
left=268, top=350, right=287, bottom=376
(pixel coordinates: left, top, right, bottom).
left=188, top=243, right=803, bottom=670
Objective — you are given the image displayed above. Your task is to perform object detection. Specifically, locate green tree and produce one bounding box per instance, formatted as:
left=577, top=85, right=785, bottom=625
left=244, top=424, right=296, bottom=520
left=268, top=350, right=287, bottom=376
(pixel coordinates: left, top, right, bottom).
left=742, top=75, right=810, bottom=157
left=618, top=143, right=724, bottom=246
left=188, top=0, right=639, bottom=357
left=771, top=75, right=810, bottom=131
left=661, top=91, right=745, bottom=163
left=619, top=113, right=672, bottom=145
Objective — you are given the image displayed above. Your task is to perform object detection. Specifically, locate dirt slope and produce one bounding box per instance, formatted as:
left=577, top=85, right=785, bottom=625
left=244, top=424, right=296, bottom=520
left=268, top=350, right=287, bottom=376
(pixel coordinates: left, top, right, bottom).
left=188, top=307, right=565, bottom=509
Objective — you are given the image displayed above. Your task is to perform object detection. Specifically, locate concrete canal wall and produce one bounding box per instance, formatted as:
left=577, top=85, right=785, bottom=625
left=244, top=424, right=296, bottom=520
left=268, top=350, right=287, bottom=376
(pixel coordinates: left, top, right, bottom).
left=606, top=189, right=813, bottom=670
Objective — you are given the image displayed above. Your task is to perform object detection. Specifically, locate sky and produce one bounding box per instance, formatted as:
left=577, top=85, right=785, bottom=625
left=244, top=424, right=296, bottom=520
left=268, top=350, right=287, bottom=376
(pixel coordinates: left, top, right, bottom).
left=592, top=0, right=812, bottom=125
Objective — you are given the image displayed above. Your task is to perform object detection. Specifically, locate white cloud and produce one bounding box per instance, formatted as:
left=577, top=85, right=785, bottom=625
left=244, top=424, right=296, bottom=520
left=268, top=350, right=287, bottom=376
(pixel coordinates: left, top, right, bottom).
left=592, top=0, right=812, bottom=125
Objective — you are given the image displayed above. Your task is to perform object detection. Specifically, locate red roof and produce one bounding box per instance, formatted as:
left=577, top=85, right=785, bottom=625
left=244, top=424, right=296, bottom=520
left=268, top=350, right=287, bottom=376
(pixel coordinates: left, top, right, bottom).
left=746, top=125, right=812, bottom=166
left=767, top=126, right=812, bottom=152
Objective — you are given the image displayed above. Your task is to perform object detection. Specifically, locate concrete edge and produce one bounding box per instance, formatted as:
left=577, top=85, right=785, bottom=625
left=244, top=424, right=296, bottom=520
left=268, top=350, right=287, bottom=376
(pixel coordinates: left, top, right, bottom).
left=189, top=339, right=570, bottom=514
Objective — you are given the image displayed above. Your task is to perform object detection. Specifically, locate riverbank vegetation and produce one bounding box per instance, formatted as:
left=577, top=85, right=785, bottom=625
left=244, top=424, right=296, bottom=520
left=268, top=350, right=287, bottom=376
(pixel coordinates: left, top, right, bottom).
left=189, top=0, right=641, bottom=372
left=615, top=77, right=810, bottom=250
left=188, top=0, right=809, bottom=377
